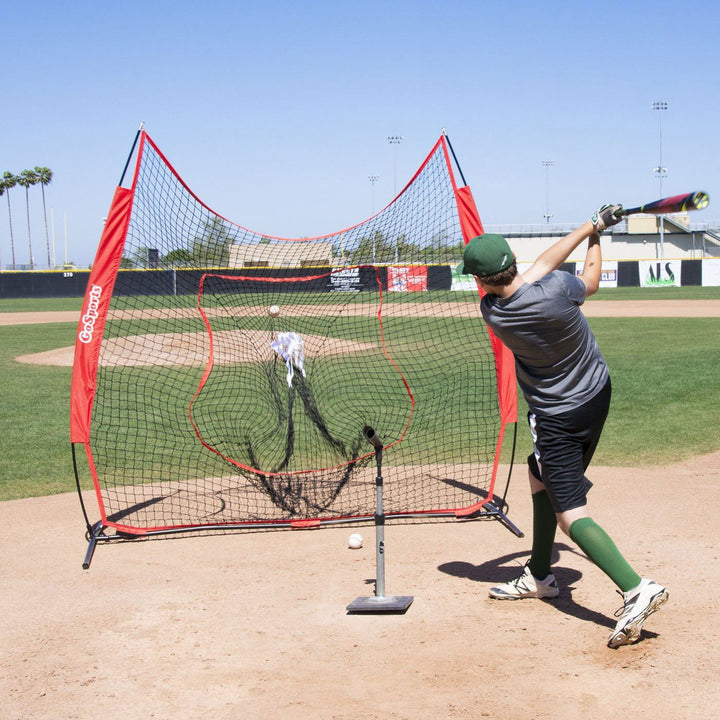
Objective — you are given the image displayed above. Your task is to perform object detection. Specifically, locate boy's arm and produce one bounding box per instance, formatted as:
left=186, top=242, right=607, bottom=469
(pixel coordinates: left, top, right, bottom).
left=520, top=220, right=596, bottom=285
left=520, top=204, right=622, bottom=285
left=578, top=232, right=602, bottom=296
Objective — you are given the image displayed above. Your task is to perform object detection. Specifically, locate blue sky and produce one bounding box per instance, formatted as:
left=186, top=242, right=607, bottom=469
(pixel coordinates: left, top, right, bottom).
left=2, top=0, right=718, bottom=267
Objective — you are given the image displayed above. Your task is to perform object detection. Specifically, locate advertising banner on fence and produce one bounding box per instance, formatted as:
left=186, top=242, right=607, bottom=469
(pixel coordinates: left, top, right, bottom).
left=599, top=261, right=618, bottom=288
left=702, top=259, right=720, bottom=287
left=388, top=266, right=428, bottom=292
left=329, top=267, right=362, bottom=291
left=451, top=264, right=478, bottom=291
left=638, top=260, right=682, bottom=287
left=575, top=261, right=618, bottom=288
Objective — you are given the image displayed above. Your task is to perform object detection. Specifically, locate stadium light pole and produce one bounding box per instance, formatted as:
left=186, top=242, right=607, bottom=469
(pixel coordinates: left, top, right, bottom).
left=387, top=136, right=403, bottom=196
left=652, top=101, right=668, bottom=258
left=542, top=160, right=554, bottom=224
left=369, top=175, right=380, bottom=263
left=368, top=175, right=380, bottom=214
left=388, top=136, right=403, bottom=263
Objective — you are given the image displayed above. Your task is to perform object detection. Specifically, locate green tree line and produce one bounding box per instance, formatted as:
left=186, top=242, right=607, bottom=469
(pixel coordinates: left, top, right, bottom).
left=338, top=229, right=465, bottom=265
left=120, top=221, right=465, bottom=270
left=120, top=217, right=233, bottom=269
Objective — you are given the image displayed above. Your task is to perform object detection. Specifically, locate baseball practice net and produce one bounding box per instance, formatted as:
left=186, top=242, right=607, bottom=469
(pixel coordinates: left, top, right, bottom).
left=71, top=129, right=518, bottom=565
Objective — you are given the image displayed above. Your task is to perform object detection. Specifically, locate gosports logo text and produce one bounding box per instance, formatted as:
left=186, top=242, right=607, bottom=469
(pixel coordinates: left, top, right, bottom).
left=78, top=284, right=102, bottom=344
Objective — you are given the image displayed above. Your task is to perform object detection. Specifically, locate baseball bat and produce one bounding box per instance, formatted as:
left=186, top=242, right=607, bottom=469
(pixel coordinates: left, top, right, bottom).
left=619, top=190, right=710, bottom=217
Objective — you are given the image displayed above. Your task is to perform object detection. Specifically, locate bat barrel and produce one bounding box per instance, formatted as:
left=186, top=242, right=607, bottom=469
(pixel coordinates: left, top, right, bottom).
left=623, top=191, right=710, bottom=217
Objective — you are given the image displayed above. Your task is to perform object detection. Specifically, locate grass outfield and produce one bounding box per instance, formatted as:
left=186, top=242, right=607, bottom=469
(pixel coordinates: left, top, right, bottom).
left=0, top=290, right=718, bottom=501
left=591, top=285, right=720, bottom=301
left=1, top=284, right=720, bottom=313
left=507, top=317, right=720, bottom=464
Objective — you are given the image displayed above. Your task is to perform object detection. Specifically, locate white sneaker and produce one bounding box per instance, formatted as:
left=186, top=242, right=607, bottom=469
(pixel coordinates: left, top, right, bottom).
left=488, top=565, right=559, bottom=600
left=607, top=578, right=668, bottom=648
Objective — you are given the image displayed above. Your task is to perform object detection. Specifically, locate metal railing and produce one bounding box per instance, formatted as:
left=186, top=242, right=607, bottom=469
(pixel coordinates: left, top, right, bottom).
left=484, top=219, right=720, bottom=236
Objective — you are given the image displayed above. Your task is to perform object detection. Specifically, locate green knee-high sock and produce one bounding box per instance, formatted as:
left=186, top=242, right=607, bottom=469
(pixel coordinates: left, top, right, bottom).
left=569, top=517, right=641, bottom=592
left=528, top=490, right=557, bottom=580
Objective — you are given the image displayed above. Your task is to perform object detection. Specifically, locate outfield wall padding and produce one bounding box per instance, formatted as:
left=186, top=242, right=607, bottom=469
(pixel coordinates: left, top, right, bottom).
left=0, top=260, right=711, bottom=298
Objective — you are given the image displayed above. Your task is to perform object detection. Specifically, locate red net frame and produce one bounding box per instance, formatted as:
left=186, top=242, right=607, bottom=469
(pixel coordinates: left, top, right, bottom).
left=71, top=130, right=518, bottom=557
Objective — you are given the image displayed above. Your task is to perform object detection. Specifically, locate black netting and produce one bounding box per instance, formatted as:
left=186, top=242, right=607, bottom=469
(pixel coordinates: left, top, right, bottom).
left=85, top=134, right=504, bottom=532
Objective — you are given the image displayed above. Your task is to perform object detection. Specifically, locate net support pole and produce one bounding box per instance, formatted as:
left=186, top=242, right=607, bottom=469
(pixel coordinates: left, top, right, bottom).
left=118, top=122, right=144, bottom=187
left=346, top=427, right=413, bottom=614
left=443, top=129, right=468, bottom=187
left=82, top=522, right=105, bottom=570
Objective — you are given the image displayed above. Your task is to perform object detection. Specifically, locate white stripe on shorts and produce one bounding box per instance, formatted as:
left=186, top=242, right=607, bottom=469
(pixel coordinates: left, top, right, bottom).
left=528, top=411, right=543, bottom=478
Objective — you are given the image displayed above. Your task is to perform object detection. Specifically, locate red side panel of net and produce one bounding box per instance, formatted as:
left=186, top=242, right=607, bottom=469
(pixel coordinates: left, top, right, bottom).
left=454, top=183, right=518, bottom=426
left=70, top=186, right=135, bottom=443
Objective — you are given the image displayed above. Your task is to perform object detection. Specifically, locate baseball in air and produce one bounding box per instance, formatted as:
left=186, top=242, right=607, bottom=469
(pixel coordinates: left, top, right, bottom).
left=268, top=304, right=280, bottom=317
left=348, top=533, right=363, bottom=549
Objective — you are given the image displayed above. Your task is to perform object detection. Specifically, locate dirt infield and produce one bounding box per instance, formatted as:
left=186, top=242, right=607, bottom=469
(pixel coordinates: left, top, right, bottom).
left=2, top=301, right=719, bottom=719
left=2, top=453, right=719, bottom=719
left=3, top=298, right=720, bottom=330
left=15, top=329, right=377, bottom=368
left=8, top=299, right=720, bottom=369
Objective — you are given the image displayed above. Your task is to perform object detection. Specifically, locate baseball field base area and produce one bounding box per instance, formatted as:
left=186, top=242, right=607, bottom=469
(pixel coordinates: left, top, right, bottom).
left=2, top=450, right=718, bottom=719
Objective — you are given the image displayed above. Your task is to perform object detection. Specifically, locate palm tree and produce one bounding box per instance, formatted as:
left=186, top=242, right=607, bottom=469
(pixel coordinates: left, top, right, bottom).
left=34, top=167, right=53, bottom=267
left=2, top=172, right=17, bottom=269
left=0, top=183, right=4, bottom=268
left=17, top=169, right=38, bottom=269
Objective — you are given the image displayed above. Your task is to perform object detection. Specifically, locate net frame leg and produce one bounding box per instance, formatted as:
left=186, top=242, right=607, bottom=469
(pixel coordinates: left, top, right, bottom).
left=73, top=442, right=107, bottom=569
left=82, top=521, right=105, bottom=570
left=478, top=500, right=525, bottom=538
left=487, top=422, right=524, bottom=537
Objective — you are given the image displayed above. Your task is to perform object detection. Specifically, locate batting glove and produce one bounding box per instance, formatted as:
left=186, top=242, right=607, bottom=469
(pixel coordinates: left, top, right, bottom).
left=590, top=204, right=624, bottom=231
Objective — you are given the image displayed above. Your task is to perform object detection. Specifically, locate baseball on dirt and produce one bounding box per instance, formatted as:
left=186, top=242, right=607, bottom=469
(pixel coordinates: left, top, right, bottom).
left=268, top=304, right=280, bottom=317
left=348, top=533, right=363, bottom=549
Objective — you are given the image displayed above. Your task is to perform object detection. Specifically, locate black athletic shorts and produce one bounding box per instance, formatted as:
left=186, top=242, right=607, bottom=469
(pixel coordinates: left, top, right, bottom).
left=526, top=378, right=611, bottom=513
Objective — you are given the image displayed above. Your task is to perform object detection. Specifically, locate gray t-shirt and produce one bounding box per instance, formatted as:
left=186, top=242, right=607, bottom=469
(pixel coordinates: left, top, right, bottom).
left=481, top=270, right=609, bottom=415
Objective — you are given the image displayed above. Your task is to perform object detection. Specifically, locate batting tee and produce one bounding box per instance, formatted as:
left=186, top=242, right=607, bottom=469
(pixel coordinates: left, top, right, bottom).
left=71, top=128, right=519, bottom=567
